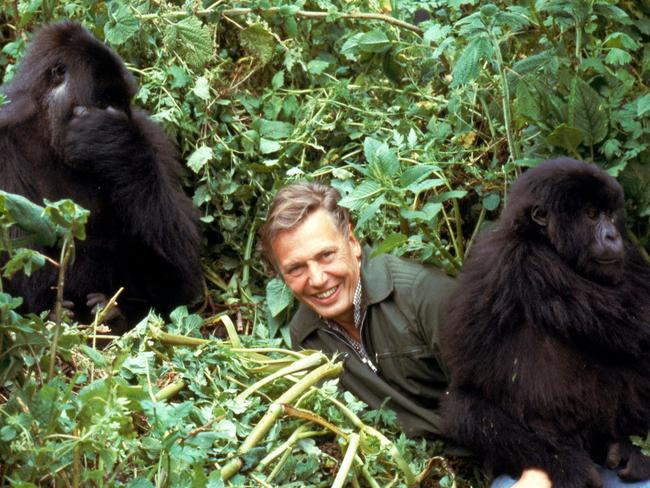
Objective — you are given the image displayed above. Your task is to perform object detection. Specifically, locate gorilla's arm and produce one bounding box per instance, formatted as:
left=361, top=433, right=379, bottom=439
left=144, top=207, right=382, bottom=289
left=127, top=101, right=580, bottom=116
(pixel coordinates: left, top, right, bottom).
left=63, top=107, right=202, bottom=307
left=442, top=387, right=602, bottom=488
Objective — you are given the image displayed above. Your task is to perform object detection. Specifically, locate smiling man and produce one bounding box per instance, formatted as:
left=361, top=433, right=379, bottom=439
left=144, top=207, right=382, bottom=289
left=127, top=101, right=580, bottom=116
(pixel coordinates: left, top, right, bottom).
left=259, top=181, right=456, bottom=437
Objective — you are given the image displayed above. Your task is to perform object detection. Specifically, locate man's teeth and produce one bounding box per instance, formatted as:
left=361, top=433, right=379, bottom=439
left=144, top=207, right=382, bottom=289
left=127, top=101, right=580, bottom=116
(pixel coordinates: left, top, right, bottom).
left=316, top=286, right=337, bottom=299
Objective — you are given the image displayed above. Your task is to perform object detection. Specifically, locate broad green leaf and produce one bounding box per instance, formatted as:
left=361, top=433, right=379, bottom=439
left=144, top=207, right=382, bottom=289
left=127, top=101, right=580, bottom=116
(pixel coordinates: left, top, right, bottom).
left=357, top=30, right=391, bottom=54
left=307, top=60, right=330, bottom=75
left=193, top=77, right=210, bottom=101
left=568, top=78, right=608, bottom=146
left=2, top=248, right=45, bottom=278
left=482, top=193, right=500, bottom=211
left=605, top=48, right=632, bottom=66
left=423, top=24, right=452, bottom=45
left=187, top=145, right=213, bottom=173
left=266, top=278, right=294, bottom=317
left=637, top=93, right=650, bottom=118
left=407, top=178, right=445, bottom=195
left=338, top=181, right=383, bottom=211
left=240, top=24, right=276, bottom=64
left=546, top=124, right=585, bottom=152
left=104, top=3, right=139, bottom=46
left=259, top=138, right=282, bottom=154
left=271, top=70, right=285, bottom=90
left=400, top=165, right=441, bottom=186
left=451, top=37, right=491, bottom=87
left=370, top=233, right=407, bottom=257
left=357, top=195, right=385, bottom=228
left=364, top=138, right=399, bottom=178
left=257, top=120, right=294, bottom=140
left=430, top=190, right=468, bottom=203
left=164, top=17, right=213, bottom=70
left=340, top=33, right=363, bottom=60
left=0, top=191, right=57, bottom=246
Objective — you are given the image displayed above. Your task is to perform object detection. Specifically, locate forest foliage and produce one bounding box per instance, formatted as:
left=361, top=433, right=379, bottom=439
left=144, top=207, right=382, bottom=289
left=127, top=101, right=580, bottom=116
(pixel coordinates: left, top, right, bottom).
left=1, top=0, right=650, bottom=486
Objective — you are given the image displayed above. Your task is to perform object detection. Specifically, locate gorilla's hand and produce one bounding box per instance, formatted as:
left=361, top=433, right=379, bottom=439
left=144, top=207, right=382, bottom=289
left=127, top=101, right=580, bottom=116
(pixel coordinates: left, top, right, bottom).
left=63, top=105, right=146, bottom=175
left=606, top=441, right=650, bottom=482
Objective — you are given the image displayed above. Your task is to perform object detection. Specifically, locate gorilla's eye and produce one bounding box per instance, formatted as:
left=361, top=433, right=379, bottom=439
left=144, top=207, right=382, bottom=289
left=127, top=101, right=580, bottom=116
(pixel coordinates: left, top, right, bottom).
left=50, top=64, right=66, bottom=84
left=585, top=207, right=599, bottom=220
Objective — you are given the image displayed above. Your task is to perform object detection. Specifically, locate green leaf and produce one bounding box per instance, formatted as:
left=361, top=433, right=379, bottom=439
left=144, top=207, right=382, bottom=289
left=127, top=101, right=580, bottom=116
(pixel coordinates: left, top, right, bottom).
left=637, top=93, right=650, bottom=118
left=482, top=193, right=500, bottom=211
left=192, top=77, right=210, bottom=101
left=0, top=191, right=57, bottom=246
left=364, top=138, right=399, bottom=178
left=307, top=60, right=330, bottom=75
left=338, top=181, right=383, bottom=211
left=430, top=190, right=467, bottom=203
left=187, top=146, right=213, bottom=173
left=266, top=278, right=294, bottom=317
left=257, top=120, right=294, bottom=140
left=546, top=123, right=585, bottom=152
left=568, top=78, right=608, bottom=146
left=451, top=37, right=491, bottom=87
left=370, top=234, right=407, bottom=257
left=165, top=17, right=213, bottom=70
left=240, top=24, right=276, bottom=65
left=271, top=70, right=285, bottom=90
left=605, top=48, right=632, bottom=66
left=104, top=3, right=139, bottom=46
left=2, top=248, right=45, bottom=278
left=356, top=195, right=385, bottom=228
left=400, top=165, right=441, bottom=186
left=423, top=24, right=452, bottom=45
left=80, top=345, right=108, bottom=368
left=259, top=138, right=282, bottom=154
left=357, top=30, right=391, bottom=54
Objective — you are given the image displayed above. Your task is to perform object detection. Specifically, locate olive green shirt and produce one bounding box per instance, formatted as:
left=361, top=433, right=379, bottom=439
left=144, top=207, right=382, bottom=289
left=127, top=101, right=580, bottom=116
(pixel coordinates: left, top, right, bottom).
left=289, top=249, right=456, bottom=438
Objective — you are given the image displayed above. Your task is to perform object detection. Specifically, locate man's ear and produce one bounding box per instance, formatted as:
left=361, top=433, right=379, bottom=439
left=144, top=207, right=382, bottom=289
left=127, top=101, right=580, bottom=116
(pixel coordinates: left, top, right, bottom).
left=531, top=206, right=548, bottom=227
left=348, top=224, right=362, bottom=258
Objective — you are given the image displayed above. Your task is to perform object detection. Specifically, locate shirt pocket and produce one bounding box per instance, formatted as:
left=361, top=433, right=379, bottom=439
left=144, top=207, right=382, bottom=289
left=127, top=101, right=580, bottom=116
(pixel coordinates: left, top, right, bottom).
left=375, top=345, right=447, bottom=404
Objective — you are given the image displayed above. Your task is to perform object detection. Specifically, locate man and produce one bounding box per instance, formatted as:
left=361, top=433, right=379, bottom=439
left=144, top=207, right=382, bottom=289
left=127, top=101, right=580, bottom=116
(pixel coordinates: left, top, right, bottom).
left=259, top=181, right=551, bottom=488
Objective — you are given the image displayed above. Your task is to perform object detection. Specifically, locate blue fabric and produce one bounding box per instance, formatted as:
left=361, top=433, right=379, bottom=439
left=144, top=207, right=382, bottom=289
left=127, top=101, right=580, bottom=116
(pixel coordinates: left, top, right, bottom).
left=491, top=469, right=650, bottom=488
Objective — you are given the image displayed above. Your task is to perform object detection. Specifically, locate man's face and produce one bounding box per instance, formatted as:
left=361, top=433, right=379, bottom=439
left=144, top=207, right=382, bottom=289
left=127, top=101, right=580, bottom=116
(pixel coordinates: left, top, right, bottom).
left=271, top=208, right=362, bottom=328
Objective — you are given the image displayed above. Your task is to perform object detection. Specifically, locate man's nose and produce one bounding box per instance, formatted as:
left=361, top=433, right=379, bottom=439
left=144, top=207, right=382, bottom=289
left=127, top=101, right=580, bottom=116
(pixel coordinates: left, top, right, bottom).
left=307, top=262, right=326, bottom=287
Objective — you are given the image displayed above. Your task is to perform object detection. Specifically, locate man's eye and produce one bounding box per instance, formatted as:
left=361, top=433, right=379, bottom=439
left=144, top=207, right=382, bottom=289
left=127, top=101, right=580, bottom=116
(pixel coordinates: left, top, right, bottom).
left=322, top=251, right=335, bottom=260
left=287, top=266, right=303, bottom=277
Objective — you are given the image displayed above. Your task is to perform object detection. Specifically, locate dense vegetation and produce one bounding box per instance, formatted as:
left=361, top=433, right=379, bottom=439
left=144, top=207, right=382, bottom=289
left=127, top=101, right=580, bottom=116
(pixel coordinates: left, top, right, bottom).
left=1, top=0, right=650, bottom=486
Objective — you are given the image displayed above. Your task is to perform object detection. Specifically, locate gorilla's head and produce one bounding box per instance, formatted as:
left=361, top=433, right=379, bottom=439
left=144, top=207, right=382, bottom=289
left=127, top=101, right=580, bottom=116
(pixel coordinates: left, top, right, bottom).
left=7, top=22, right=136, bottom=154
left=503, top=158, right=627, bottom=285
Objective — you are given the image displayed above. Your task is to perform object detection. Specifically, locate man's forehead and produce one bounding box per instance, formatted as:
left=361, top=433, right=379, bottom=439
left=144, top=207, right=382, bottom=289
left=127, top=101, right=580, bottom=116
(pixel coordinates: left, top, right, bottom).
left=271, top=209, right=346, bottom=265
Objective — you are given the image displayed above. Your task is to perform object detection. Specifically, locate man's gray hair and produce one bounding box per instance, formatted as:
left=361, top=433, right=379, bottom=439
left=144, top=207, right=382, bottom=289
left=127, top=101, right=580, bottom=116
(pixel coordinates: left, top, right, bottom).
left=258, top=182, right=351, bottom=271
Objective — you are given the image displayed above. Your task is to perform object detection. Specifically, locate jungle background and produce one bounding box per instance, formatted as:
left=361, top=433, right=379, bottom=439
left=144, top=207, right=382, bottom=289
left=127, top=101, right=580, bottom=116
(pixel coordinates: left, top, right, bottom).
left=1, top=0, right=650, bottom=486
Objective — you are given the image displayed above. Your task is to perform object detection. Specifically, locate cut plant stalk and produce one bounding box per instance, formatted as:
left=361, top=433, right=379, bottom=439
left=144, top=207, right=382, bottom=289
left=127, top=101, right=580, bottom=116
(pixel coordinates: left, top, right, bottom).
left=234, top=351, right=326, bottom=402
left=221, top=360, right=343, bottom=481
left=331, top=433, right=360, bottom=488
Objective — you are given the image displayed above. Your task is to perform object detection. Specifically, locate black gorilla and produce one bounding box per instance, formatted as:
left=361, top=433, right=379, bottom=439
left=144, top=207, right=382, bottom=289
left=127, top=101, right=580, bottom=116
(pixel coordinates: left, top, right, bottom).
left=440, top=158, right=650, bottom=487
left=0, top=22, right=202, bottom=329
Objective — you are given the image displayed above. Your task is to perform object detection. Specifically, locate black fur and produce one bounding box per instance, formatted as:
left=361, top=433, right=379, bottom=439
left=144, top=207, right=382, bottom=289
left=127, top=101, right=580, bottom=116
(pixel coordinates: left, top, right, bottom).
left=0, top=22, right=202, bottom=329
left=440, top=158, right=650, bottom=487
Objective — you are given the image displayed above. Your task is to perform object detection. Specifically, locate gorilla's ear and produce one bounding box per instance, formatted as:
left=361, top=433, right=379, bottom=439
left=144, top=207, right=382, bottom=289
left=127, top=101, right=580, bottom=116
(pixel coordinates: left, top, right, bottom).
left=531, top=206, right=548, bottom=227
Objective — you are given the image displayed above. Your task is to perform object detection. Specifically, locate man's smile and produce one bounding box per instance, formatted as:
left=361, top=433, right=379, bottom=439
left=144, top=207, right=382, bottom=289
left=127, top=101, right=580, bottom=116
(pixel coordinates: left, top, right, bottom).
left=313, top=285, right=340, bottom=301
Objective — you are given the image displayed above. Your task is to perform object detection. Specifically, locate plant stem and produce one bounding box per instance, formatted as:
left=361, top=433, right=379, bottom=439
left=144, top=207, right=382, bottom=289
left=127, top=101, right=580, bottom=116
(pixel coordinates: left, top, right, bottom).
left=235, top=352, right=326, bottom=402
left=491, top=33, right=519, bottom=163
left=331, top=433, right=360, bottom=488
left=137, top=8, right=423, bottom=35
left=221, top=361, right=344, bottom=481
left=48, top=235, right=73, bottom=381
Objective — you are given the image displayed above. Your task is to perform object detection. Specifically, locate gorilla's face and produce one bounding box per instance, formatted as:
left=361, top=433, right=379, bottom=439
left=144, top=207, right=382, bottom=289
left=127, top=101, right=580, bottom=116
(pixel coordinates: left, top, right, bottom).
left=13, top=22, right=136, bottom=156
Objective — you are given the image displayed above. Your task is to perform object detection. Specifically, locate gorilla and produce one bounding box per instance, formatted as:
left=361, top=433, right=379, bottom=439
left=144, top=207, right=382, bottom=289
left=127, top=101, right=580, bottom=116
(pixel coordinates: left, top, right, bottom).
left=0, top=22, right=202, bottom=330
left=440, top=158, right=650, bottom=487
